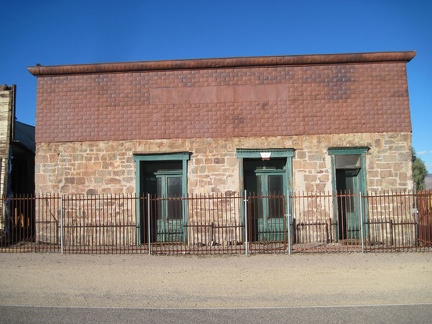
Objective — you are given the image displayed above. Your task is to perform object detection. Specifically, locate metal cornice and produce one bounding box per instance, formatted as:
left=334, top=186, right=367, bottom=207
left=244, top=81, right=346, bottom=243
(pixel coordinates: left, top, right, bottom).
left=27, top=51, right=416, bottom=76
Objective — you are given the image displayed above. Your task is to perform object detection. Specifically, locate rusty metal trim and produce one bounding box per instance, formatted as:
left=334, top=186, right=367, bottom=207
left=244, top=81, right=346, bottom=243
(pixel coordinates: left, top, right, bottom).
left=27, top=51, right=416, bottom=76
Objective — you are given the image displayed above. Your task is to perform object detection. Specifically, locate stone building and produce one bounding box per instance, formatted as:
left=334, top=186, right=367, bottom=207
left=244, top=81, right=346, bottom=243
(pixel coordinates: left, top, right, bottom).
left=28, top=51, right=415, bottom=246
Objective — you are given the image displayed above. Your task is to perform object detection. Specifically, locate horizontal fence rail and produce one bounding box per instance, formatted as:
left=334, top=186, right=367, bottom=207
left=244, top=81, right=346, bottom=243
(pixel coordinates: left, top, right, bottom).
left=1, top=191, right=431, bottom=254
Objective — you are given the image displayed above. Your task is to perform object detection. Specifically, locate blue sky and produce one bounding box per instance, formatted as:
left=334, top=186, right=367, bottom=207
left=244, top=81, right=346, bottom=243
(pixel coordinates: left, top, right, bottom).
left=1, top=0, right=431, bottom=172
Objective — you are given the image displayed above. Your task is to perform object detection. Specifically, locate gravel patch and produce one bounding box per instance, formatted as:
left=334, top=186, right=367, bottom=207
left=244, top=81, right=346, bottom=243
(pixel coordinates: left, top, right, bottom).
left=0, top=253, right=431, bottom=308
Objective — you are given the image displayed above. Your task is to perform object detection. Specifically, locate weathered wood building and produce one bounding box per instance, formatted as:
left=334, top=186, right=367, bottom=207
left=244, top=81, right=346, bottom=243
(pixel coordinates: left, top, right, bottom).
left=0, top=85, right=35, bottom=243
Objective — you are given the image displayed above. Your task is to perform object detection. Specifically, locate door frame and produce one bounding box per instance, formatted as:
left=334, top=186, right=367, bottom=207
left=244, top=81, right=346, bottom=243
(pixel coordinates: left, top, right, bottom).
left=236, top=148, right=294, bottom=242
left=329, top=147, right=369, bottom=241
left=133, top=152, right=191, bottom=244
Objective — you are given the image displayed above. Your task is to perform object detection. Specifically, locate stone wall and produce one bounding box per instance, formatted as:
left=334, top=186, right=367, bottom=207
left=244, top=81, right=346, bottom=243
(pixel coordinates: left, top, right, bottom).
left=35, top=132, right=413, bottom=195
left=34, top=131, right=412, bottom=246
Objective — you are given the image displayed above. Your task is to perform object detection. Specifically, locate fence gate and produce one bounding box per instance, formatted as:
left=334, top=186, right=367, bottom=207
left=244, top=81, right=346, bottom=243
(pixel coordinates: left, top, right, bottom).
left=417, top=191, right=432, bottom=246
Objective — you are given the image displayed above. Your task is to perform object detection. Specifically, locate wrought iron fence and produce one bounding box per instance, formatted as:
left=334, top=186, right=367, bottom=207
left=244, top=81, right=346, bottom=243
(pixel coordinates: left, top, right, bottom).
left=1, top=191, right=431, bottom=254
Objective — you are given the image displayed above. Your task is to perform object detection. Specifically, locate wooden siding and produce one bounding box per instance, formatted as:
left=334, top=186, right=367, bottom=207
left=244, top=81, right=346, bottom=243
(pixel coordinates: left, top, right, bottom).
left=0, top=87, right=14, bottom=229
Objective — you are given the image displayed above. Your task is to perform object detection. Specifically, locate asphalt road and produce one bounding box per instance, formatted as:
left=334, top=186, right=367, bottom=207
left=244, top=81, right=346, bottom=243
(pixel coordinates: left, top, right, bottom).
left=2, top=304, right=432, bottom=324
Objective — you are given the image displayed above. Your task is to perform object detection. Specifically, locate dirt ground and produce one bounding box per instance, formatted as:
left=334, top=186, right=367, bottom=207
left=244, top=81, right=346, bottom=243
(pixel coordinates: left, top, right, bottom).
left=0, top=252, right=431, bottom=309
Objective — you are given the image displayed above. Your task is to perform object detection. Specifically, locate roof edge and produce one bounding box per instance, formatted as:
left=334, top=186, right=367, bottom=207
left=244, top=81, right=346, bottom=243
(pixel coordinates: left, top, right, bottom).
left=28, top=51, right=416, bottom=76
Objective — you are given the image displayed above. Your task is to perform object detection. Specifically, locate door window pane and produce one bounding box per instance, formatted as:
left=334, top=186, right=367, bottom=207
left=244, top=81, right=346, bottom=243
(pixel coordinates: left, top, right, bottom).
left=156, top=177, right=162, bottom=220
left=335, top=154, right=361, bottom=169
left=268, top=175, right=283, bottom=218
left=256, top=175, right=263, bottom=196
left=167, top=176, right=182, bottom=220
left=268, top=175, right=283, bottom=195
left=167, top=177, right=182, bottom=197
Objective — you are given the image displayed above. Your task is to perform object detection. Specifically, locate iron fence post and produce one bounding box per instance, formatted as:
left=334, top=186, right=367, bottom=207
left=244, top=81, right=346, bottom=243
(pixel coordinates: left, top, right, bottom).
left=244, top=190, right=248, bottom=256
left=287, top=190, right=291, bottom=255
left=147, top=193, right=151, bottom=255
left=414, top=184, right=419, bottom=246
left=136, top=194, right=140, bottom=246
left=359, top=192, right=364, bottom=253
left=60, top=195, right=64, bottom=254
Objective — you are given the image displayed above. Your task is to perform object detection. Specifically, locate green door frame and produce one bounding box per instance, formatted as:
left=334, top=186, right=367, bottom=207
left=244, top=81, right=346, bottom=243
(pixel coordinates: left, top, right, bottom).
left=236, top=149, right=294, bottom=241
left=328, top=147, right=369, bottom=241
left=133, top=152, right=191, bottom=244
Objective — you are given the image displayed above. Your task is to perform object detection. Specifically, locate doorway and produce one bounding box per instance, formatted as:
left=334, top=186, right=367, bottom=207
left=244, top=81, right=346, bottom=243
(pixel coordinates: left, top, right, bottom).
left=332, top=152, right=365, bottom=240
left=244, top=159, right=287, bottom=241
left=134, top=153, right=190, bottom=244
left=336, top=168, right=361, bottom=239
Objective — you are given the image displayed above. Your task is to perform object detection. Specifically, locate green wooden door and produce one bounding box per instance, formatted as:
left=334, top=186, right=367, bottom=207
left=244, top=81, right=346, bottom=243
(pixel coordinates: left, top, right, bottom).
left=260, top=173, right=285, bottom=241
left=246, top=168, right=285, bottom=242
left=336, top=169, right=360, bottom=240
left=156, top=173, right=183, bottom=242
